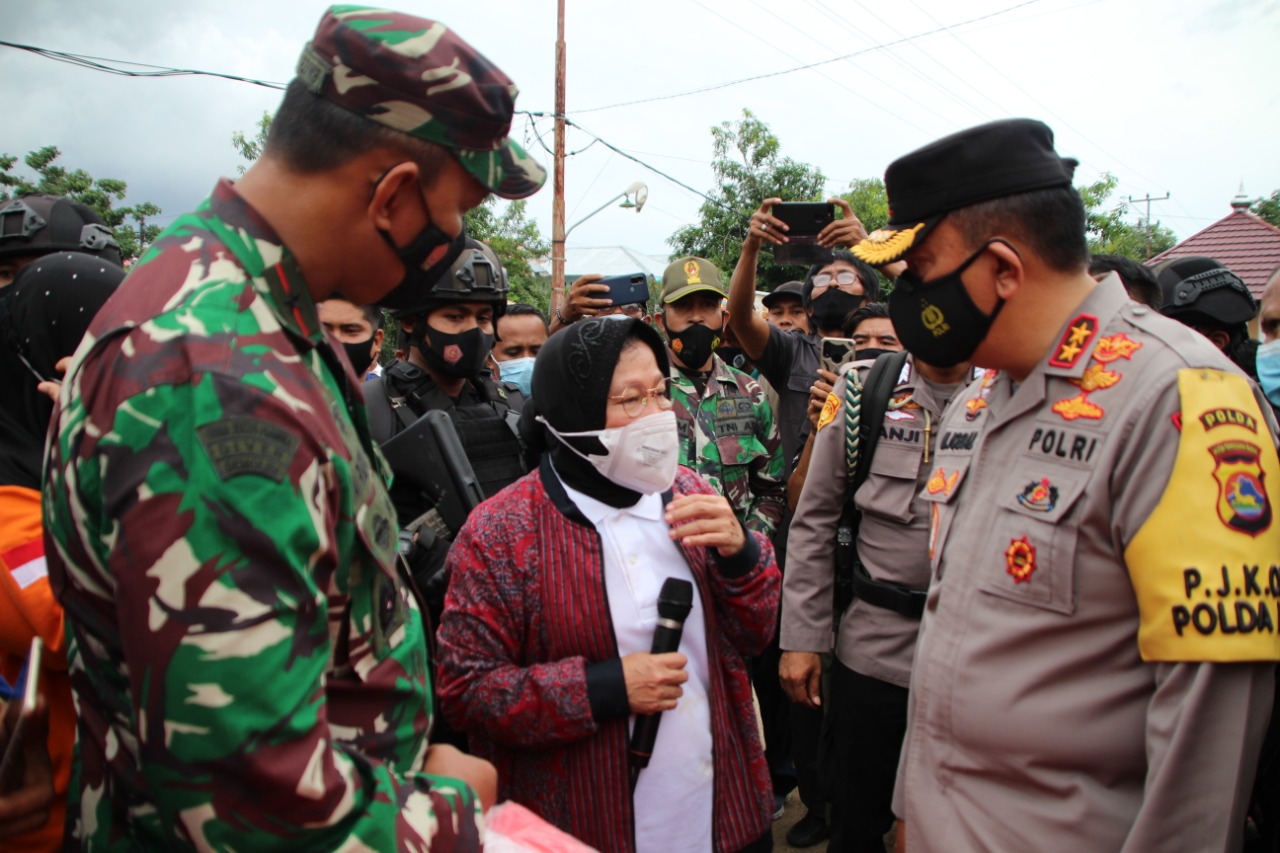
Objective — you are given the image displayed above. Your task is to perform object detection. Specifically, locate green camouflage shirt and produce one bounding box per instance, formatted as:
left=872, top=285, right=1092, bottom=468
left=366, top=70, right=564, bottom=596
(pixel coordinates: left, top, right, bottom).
left=669, top=355, right=787, bottom=538
left=42, top=180, right=481, bottom=851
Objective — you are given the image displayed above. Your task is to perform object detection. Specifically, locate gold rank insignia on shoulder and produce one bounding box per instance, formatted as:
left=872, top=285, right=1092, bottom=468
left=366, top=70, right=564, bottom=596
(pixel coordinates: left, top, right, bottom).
left=1048, top=313, right=1097, bottom=369
left=851, top=223, right=924, bottom=265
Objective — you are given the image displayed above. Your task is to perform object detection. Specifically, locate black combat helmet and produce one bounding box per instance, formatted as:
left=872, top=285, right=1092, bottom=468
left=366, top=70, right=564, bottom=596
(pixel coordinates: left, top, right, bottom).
left=0, top=194, right=122, bottom=266
left=1154, top=256, right=1257, bottom=327
left=390, top=237, right=508, bottom=319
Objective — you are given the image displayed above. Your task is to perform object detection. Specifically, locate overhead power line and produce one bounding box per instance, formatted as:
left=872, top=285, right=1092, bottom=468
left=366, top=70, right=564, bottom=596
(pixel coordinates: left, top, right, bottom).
left=571, top=0, right=1050, bottom=114
left=0, top=39, right=287, bottom=90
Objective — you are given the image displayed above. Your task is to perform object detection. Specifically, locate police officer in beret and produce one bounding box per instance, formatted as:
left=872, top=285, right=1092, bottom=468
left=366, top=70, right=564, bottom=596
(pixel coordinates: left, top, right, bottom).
left=43, top=7, right=545, bottom=849
left=852, top=118, right=1278, bottom=852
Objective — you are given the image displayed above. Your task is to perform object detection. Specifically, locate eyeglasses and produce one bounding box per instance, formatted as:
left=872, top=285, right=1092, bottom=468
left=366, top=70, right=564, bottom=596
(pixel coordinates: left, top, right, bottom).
left=811, top=271, right=860, bottom=289
left=609, top=378, right=674, bottom=417
left=604, top=303, right=646, bottom=317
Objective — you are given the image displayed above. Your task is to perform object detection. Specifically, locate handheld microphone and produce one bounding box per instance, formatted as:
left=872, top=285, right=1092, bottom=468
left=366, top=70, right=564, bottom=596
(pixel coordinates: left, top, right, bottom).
left=628, top=577, right=694, bottom=786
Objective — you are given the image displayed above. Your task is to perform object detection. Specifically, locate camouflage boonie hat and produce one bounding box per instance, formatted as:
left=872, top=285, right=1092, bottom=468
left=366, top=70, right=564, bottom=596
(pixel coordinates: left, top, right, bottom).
left=661, top=257, right=725, bottom=304
left=297, top=5, right=546, bottom=200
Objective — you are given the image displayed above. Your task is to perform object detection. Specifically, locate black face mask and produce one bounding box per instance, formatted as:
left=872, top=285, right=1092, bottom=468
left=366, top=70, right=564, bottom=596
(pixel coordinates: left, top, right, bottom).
left=889, top=240, right=1007, bottom=368
left=810, top=289, right=864, bottom=334
left=666, top=321, right=721, bottom=370
left=855, top=347, right=896, bottom=362
left=415, top=325, right=494, bottom=380
left=717, top=345, right=750, bottom=371
left=375, top=224, right=468, bottom=313
left=341, top=335, right=377, bottom=377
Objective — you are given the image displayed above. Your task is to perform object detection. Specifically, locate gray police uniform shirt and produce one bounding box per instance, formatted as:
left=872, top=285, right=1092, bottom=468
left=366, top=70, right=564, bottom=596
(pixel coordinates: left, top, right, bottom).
left=897, top=274, right=1279, bottom=852
left=757, top=324, right=821, bottom=468
left=782, top=355, right=951, bottom=688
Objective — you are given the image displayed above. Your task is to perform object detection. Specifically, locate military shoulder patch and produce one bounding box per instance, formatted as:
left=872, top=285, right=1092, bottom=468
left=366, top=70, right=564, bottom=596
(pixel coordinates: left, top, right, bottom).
left=1125, top=369, right=1280, bottom=663
left=196, top=417, right=300, bottom=483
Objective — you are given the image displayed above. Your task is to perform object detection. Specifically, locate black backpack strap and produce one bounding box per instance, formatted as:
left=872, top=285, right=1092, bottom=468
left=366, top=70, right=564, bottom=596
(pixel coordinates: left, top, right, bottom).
left=365, top=376, right=396, bottom=445
left=837, top=350, right=926, bottom=619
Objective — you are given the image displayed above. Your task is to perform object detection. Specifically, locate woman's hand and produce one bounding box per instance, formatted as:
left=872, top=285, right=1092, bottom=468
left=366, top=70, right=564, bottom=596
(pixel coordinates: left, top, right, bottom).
left=665, top=494, right=746, bottom=557
left=621, top=652, right=688, bottom=715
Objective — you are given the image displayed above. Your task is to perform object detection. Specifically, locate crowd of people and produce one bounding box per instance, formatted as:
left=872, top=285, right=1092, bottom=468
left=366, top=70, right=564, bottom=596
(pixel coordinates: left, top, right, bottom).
left=1, top=5, right=1278, bottom=852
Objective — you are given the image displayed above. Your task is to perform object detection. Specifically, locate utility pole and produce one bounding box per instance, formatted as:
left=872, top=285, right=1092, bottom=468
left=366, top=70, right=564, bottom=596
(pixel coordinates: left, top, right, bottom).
left=550, top=0, right=567, bottom=311
left=1128, top=192, right=1169, bottom=260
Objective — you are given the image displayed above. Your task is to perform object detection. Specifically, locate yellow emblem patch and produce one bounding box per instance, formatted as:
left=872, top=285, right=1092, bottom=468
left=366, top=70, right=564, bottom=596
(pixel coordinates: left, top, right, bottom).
left=684, top=260, right=702, bottom=285
left=1125, top=369, right=1280, bottom=662
left=816, top=392, right=841, bottom=431
left=852, top=223, right=925, bottom=265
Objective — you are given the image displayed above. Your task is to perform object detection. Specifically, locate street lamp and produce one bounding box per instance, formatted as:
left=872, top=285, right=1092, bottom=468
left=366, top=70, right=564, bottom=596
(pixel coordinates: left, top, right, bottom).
left=566, top=181, right=648, bottom=238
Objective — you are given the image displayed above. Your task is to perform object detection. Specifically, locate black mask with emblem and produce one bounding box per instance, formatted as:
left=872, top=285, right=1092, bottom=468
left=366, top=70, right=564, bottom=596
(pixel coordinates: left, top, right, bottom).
left=889, top=240, right=1007, bottom=368
left=413, top=324, right=494, bottom=380
left=665, top=321, right=721, bottom=370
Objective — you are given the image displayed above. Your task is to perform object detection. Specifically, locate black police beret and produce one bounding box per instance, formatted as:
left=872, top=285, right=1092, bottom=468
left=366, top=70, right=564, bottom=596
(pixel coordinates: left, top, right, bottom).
left=853, top=118, right=1078, bottom=265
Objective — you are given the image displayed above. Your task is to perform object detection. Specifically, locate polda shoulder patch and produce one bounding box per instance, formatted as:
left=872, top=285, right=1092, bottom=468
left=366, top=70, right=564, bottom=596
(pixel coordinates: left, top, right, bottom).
left=1125, top=369, right=1280, bottom=662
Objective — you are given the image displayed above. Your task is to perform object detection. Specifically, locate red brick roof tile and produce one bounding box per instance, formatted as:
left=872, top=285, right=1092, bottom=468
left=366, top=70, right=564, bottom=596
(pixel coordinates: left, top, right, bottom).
left=1149, top=211, right=1280, bottom=299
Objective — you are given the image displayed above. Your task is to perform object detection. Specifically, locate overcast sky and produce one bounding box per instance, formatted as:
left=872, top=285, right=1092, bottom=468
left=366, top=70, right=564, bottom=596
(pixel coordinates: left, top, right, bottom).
left=4, top=0, right=1277, bottom=259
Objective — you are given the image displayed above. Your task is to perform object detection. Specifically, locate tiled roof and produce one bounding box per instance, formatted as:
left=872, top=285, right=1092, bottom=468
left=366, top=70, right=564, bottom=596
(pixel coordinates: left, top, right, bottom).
left=1149, top=211, right=1280, bottom=298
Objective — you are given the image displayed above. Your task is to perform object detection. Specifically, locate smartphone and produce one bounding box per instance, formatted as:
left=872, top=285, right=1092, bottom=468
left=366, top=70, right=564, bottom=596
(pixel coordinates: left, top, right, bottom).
left=772, top=202, right=835, bottom=266
left=0, top=637, right=43, bottom=792
left=820, top=337, right=859, bottom=376
left=599, top=273, right=649, bottom=309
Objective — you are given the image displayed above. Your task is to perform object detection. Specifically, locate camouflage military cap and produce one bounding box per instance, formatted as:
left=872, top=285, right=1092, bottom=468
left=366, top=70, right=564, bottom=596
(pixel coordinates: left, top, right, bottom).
left=297, top=5, right=546, bottom=200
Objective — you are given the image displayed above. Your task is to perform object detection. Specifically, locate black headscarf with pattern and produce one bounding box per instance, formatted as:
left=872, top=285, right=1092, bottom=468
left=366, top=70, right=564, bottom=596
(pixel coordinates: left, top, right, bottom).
left=518, top=315, right=669, bottom=507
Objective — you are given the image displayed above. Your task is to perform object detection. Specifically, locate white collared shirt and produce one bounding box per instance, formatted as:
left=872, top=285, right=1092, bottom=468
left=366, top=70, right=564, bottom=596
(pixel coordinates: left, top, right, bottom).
left=557, top=469, right=714, bottom=853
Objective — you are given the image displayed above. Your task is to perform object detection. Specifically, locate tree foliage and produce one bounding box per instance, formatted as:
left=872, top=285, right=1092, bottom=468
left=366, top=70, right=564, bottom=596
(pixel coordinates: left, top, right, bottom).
left=1078, top=172, right=1176, bottom=260
left=837, top=177, right=890, bottom=235
left=231, top=112, right=273, bottom=176
left=465, top=199, right=551, bottom=316
left=1250, top=189, right=1280, bottom=229
left=0, top=145, right=163, bottom=261
left=668, top=109, right=827, bottom=291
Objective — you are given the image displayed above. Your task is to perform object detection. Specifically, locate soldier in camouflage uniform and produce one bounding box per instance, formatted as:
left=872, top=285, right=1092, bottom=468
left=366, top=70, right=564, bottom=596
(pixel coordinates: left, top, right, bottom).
left=41, top=7, right=544, bottom=850
left=657, top=257, right=787, bottom=538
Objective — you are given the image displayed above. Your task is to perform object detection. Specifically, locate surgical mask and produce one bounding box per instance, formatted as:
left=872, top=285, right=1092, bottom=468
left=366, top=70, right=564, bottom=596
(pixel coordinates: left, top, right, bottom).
left=499, top=355, right=535, bottom=396
left=539, top=409, right=679, bottom=495
left=375, top=223, right=468, bottom=313
left=340, top=335, right=377, bottom=377
left=810, top=289, right=863, bottom=334
left=666, top=322, right=721, bottom=370
left=415, top=325, right=494, bottom=380
left=889, top=240, right=1007, bottom=368
left=1257, top=339, right=1280, bottom=408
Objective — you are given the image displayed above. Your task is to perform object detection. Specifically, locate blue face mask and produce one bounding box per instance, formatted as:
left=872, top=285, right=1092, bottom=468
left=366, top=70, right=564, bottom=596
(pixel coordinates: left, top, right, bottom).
left=499, top=355, right=535, bottom=396
left=1257, top=339, right=1280, bottom=408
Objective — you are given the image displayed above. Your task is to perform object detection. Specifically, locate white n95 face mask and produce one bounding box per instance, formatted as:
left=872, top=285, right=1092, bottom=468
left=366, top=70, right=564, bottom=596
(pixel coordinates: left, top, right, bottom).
left=539, top=410, right=679, bottom=494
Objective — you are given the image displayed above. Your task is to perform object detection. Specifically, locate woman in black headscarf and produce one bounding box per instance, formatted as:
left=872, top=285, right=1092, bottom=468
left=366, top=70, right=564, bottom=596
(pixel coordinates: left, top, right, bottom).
left=0, top=251, right=124, bottom=848
left=436, top=316, right=780, bottom=853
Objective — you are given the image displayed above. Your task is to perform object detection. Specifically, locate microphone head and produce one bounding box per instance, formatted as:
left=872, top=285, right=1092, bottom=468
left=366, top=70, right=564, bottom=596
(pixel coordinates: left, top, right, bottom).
left=656, top=578, right=694, bottom=622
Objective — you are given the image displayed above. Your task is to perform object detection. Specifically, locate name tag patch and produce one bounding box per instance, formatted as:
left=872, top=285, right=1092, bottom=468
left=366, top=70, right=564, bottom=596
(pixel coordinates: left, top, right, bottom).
left=197, top=417, right=300, bottom=482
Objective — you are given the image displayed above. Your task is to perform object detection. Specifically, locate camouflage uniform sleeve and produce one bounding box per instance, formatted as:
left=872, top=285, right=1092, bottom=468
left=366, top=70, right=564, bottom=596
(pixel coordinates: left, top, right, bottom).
left=744, top=378, right=787, bottom=538
left=46, top=368, right=480, bottom=851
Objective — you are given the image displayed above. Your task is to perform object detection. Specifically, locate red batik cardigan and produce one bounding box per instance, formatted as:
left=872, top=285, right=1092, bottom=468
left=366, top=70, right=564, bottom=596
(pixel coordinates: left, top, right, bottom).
left=436, top=457, right=779, bottom=853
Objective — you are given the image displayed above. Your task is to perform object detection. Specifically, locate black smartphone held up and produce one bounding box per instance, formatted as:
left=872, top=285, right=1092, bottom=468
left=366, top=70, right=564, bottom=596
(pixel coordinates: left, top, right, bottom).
left=599, top=273, right=649, bottom=310
left=772, top=202, right=835, bottom=266
left=0, top=637, right=43, bottom=793
left=820, top=337, right=859, bottom=376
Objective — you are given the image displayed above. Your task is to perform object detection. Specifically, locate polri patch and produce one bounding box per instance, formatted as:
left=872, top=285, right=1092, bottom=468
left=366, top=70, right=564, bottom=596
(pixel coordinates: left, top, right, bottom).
left=1091, top=333, right=1142, bottom=364
left=1016, top=478, right=1058, bottom=512
left=1048, top=314, right=1098, bottom=369
left=196, top=417, right=300, bottom=483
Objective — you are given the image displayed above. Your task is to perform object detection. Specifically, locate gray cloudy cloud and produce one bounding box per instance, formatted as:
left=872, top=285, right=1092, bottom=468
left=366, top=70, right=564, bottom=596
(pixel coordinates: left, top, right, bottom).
left=2, top=0, right=1278, bottom=256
